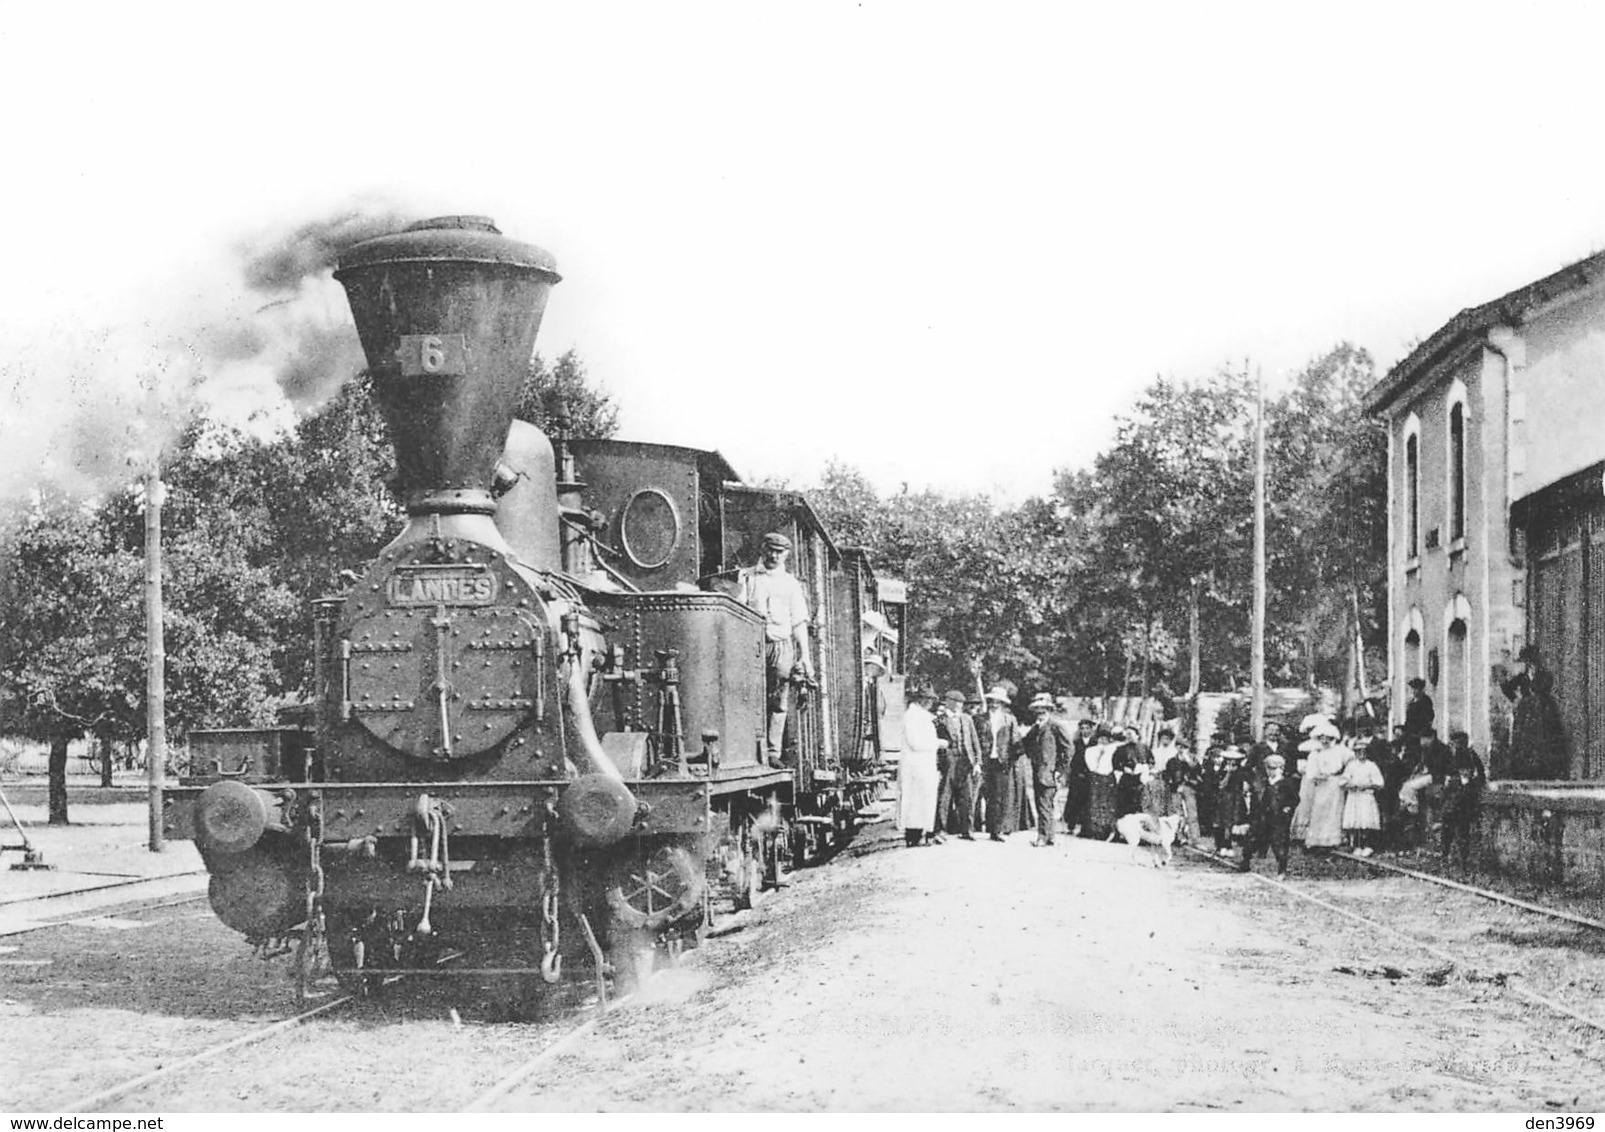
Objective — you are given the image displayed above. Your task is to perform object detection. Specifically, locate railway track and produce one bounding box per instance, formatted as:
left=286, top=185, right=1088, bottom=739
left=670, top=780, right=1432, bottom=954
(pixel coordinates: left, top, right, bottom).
left=1187, top=845, right=1605, bottom=1036
left=463, top=992, right=637, bottom=1111
left=1330, top=849, right=1605, bottom=932
left=61, top=983, right=370, bottom=1110
left=56, top=942, right=699, bottom=1111
left=0, top=874, right=209, bottom=938
left=0, top=869, right=208, bottom=909
left=42, top=893, right=757, bottom=1111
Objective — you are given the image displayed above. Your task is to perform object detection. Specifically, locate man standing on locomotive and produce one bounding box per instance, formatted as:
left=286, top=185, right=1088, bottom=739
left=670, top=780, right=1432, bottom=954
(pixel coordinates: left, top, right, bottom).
left=738, top=532, right=815, bottom=767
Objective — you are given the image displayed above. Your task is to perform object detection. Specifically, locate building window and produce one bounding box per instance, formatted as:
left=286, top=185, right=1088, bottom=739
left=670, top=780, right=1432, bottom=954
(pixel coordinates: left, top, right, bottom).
left=1449, top=401, right=1466, bottom=542
left=1403, top=607, right=1426, bottom=717
left=1447, top=616, right=1468, bottom=733
left=1406, top=432, right=1420, bottom=558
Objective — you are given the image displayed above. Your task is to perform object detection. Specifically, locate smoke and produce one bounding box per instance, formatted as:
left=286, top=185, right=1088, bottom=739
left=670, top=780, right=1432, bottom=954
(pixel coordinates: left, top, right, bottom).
left=240, top=210, right=408, bottom=295
left=0, top=202, right=415, bottom=502
left=230, top=205, right=414, bottom=408
left=0, top=324, right=204, bottom=501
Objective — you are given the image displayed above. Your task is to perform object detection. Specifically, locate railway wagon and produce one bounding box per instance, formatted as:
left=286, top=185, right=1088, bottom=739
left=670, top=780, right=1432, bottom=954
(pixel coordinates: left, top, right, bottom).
left=160, top=215, right=907, bottom=1007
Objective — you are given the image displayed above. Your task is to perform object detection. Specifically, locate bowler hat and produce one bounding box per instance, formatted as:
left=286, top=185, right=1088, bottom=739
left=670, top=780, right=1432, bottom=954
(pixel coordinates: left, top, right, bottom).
left=1408, top=677, right=1426, bottom=690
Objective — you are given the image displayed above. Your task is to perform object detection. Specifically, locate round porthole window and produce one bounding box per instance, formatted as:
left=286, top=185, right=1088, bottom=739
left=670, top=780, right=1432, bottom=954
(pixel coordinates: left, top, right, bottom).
left=620, top=488, right=682, bottom=570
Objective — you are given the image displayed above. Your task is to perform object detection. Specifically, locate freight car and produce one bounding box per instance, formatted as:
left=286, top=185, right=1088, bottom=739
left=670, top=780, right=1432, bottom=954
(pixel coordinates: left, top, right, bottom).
left=162, top=216, right=908, bottom=1010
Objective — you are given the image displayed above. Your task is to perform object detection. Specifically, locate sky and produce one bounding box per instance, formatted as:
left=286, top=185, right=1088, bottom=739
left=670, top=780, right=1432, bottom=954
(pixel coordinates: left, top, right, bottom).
left=5, top=1, right=1605, bottom=502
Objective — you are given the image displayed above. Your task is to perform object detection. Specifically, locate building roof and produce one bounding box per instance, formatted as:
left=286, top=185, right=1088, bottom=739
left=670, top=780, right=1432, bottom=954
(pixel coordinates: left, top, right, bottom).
left=1363, top=248, right=1605, bottom=417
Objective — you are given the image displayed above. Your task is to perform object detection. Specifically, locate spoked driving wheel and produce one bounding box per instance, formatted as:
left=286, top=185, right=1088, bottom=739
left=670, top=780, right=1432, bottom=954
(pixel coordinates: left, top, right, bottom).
left=606, top=845, right=705, bottom=931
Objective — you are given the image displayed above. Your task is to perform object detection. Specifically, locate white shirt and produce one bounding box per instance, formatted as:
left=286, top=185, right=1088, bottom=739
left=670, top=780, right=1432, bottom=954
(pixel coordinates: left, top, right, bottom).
left=737, top=564, right=810, bottom=642
left=987, top=708, right=1012, bottom=757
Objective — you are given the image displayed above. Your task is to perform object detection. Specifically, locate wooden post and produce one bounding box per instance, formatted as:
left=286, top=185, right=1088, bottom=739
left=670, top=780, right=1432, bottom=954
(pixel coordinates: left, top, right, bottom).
left=1251, top=365, right=1266, bottom=741
left=146, top=472, right=166, bottom=852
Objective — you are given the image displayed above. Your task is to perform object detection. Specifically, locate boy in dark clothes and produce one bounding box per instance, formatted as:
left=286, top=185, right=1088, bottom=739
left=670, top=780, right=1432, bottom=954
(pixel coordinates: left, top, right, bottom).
left=1440, top=730, right=1487, bottom=867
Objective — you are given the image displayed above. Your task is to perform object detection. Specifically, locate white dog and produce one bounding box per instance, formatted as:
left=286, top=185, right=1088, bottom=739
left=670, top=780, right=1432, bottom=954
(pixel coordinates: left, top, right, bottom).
left=1115, top=812, right=1181, bottom=867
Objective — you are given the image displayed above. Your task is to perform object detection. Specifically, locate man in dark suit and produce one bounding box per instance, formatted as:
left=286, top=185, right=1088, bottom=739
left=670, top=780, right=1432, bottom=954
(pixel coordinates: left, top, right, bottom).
left=1023, top=693, right=1071, bottom=846
left=978, top=685, right=1022, bottom=841
left=1404, top=677, right=1435, bottom=743
left=936, top=690, right=982, bottom=840
left=1063, top=718, right=1095, bottom=836
left=1238, top=753, right=1301, bottom=875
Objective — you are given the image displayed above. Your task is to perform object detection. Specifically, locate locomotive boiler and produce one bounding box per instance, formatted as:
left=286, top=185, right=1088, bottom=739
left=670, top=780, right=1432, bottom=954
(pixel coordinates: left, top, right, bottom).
left=162, top=216, right=908, bottom=1008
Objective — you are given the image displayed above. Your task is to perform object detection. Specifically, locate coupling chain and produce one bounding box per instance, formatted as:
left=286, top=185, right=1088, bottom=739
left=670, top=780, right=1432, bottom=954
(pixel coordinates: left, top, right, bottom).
left=540, top=833, right=562, bottom=983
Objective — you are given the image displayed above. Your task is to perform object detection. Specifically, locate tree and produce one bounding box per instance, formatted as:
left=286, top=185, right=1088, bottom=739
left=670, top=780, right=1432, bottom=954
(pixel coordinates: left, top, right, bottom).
left=1263, top=343, right=1386, bottom=706
left=0, top=489, right=143, bottom=823
left=515, top=350, right=620, bottom=438
left=1067, top=369, right=1256, bottom=700
left=252, top=373, right=401, bottom=699
left=808, top=463, right=1070, bottom=697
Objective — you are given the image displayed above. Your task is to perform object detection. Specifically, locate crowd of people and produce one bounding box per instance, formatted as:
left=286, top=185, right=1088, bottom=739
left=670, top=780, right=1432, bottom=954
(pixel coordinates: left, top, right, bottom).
left=895, top=679, right=1490, bottom=875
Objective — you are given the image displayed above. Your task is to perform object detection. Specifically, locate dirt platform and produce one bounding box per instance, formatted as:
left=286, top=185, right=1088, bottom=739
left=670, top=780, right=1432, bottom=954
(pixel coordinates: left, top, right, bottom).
left=491, top=829, right=1605, bottom=1112
left=3, top=810, right=1602, bottom=1111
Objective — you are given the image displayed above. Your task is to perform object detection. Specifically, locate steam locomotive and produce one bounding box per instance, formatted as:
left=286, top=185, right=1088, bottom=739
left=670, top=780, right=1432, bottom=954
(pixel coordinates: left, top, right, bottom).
left=163, top=216, right=909, bottom=1009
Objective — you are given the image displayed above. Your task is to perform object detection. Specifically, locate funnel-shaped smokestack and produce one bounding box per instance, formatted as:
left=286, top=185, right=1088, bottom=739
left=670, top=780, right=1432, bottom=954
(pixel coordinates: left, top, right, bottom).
left=334, top=216, right=560, bottom=516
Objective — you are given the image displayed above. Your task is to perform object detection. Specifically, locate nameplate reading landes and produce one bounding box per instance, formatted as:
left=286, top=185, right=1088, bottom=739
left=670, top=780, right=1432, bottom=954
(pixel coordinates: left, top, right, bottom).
left=387, top=566, right=499, bottom=606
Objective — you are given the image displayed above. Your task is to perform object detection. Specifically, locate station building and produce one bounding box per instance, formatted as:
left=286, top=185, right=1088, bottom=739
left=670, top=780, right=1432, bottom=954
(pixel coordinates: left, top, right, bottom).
left=1365, top=251, right=1605, bottom=891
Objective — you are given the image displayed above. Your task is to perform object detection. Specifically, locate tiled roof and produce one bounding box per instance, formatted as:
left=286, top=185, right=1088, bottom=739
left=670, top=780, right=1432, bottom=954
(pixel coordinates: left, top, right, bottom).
left=1363, top=248, right=1605, bottom=416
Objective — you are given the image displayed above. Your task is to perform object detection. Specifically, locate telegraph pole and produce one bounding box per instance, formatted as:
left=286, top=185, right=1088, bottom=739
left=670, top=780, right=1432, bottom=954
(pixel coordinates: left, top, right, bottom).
left=145, top=469, right=166, bottom=852
left=1251, top=364, right=1267, bottom=741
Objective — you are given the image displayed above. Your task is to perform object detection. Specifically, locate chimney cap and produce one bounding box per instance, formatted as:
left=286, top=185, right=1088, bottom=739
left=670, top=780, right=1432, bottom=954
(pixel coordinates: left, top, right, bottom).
left=335, top=215, right=560, bottom=280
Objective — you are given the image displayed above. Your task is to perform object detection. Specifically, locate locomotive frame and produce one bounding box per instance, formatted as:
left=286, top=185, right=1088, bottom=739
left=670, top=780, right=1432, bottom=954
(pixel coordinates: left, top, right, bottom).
left=160, top=217, right=908, bottom=1011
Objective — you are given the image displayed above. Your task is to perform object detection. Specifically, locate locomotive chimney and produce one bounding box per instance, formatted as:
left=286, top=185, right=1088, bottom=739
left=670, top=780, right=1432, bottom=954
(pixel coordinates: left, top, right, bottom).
left=334, top=217, right=561, bottom=533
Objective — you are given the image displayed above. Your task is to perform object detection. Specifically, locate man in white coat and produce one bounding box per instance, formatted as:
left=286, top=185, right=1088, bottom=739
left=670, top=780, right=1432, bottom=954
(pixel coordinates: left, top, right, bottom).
left=899, top=686, right=942, bottom=847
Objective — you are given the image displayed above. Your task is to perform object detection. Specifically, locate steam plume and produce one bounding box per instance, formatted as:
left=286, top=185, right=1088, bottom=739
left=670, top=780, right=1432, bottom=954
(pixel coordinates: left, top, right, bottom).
left=0, top=202, right=414, bottom=502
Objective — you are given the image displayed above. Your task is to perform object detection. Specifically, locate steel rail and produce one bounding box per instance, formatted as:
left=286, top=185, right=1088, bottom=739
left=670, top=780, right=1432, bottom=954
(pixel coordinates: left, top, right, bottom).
left=1185, top=846, right=1605, bottom=1036
left=59, top=952, right=462, bottom=1111
left=0, top=892, right=209, bottom=939
left=464, top=992, right=637, bottom=1112
left=1329, top=850, right=1605, bottom=933
left=61, top=988, right=360, bottom=1111
left=0, top=869, right=208, bottom=908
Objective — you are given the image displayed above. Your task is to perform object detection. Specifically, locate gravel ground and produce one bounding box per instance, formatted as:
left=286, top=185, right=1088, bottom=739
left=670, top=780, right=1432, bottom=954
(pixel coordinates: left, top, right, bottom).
left=487, top=830, right=1605, bottom=1111
left=3, top=824, right=1603, bottom=1112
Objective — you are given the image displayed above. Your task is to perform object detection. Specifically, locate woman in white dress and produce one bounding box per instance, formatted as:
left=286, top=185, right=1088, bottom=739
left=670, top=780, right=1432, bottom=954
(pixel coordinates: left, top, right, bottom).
left=1341, top=743, right=1384, bottom=855
left=1292, top=723, right=1350, bottom=852
left=898, top=686, right=942, bottom=847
